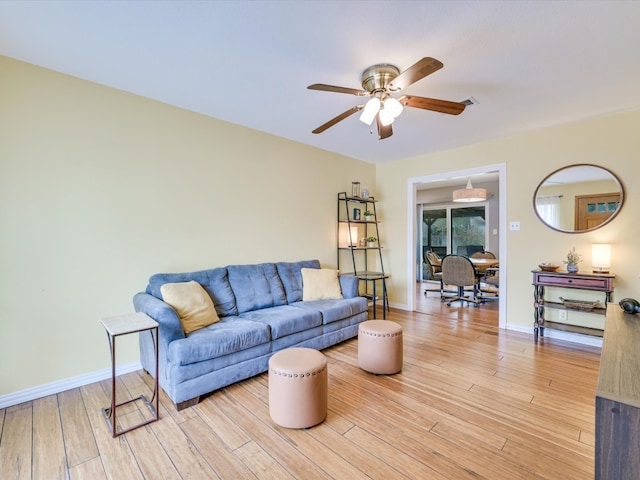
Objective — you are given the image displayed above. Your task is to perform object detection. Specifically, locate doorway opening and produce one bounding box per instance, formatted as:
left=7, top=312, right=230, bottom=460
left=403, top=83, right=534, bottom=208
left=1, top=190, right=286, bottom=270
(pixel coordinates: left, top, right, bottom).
left=407, top=164, right=507, bottom=329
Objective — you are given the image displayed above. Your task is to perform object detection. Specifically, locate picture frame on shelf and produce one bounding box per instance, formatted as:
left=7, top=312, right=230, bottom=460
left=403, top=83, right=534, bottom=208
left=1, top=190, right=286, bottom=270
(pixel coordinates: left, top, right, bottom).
left=353, top=208, right=361, bottom=220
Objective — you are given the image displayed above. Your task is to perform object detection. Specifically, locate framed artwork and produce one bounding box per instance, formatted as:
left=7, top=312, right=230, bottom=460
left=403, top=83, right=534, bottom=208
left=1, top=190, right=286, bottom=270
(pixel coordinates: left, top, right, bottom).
left=353, top=208, right=361, bottom=220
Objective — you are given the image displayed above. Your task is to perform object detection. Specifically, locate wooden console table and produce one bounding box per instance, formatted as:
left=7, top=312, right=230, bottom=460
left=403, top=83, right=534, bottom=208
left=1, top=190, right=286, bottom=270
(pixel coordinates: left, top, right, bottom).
left=595, top=305, right=640, bottom=478
left=532, top=269, right=614, bottom=342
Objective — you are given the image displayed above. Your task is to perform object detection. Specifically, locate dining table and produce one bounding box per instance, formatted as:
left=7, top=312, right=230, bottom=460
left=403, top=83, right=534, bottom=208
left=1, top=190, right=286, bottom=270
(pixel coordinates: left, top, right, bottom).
left=469, top=257, right=499, bottom=275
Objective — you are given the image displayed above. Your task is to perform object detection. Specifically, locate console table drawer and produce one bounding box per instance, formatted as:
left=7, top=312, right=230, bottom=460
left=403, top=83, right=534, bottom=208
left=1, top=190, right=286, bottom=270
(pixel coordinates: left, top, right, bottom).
left=535, top=274, right=611, bottom=290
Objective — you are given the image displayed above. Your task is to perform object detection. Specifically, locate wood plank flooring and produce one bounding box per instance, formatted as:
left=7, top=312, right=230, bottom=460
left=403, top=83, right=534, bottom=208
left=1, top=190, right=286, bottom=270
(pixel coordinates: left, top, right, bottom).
left=0, top=300, right=601, bottom=479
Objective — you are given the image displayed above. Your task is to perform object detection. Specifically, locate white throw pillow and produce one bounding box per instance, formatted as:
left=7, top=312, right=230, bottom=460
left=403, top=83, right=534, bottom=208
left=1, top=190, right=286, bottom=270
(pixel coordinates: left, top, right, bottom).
left=301, top=268, right=343, bottom=301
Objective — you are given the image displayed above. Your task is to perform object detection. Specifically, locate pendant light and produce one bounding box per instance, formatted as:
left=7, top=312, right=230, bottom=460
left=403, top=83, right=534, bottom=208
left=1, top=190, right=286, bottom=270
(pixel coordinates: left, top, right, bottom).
left=453, top=178, right=487, bottom=203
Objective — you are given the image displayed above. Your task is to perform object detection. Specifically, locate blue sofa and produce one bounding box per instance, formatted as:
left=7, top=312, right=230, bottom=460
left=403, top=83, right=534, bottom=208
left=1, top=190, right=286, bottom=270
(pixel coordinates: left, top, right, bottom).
left=133, top=260, right=368, bottom=410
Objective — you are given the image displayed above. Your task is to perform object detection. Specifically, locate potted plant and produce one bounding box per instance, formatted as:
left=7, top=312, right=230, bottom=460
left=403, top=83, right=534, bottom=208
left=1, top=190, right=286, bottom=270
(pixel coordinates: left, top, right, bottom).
left=366, top=236, right=377, bottom=247
left=364, top=210, right=374, bottom=221
left=564, top=247, right=582, bottom=273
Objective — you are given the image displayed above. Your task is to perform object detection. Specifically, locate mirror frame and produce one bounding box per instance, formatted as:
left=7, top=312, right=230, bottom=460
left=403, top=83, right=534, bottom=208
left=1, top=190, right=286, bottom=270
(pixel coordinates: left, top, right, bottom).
left=533, top=163, right=625, bottom=234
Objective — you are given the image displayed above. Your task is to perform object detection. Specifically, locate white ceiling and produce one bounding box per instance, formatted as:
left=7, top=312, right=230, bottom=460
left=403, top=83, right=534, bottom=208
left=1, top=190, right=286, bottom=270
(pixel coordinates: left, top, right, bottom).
left=2, top=1, right=640, bottom=164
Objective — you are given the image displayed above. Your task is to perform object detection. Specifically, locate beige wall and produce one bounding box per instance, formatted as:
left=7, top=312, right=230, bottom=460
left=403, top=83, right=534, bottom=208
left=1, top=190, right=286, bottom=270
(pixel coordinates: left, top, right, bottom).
left=377, top=109, right=640, bottom=329
left=3, top=52, right=640, bottom=399
left=0, top=56, right=375, bottom=396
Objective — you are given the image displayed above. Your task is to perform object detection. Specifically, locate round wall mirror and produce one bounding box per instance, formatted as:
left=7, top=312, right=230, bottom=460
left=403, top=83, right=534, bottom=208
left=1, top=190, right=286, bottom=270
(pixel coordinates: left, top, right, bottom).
left=533, top=164, right=624, bottom=233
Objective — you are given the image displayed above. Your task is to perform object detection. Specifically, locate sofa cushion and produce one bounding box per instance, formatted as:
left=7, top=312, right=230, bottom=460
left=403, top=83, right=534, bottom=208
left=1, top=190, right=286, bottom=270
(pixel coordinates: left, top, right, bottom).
left=167, top=317, right=270, bottom=365
left=227, top=263, right=287, bottom=314
left=292, top=296, right=368, bottom=324
left=275, top=260, right=321, bottom=303
left=160, top=281, right=220, bottom=335
left=301, top=268, right=343, bottom=301
left=147, top=267, right=237, bottom=317
left=240, top=305, right=322, bottom=340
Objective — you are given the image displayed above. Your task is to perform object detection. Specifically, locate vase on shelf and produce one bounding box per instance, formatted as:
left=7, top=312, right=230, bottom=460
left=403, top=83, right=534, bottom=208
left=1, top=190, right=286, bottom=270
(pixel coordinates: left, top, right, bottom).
left=567, top=264, right=579, bottom=273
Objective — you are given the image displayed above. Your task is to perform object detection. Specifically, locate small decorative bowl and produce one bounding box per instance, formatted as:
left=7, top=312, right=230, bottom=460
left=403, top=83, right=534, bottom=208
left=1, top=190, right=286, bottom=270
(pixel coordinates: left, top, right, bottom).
left=538, top=263, right=559, bottom=272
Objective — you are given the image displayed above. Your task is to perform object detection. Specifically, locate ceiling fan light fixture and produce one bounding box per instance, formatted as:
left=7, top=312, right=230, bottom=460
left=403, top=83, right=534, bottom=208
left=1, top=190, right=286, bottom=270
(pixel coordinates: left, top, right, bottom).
left=384, top=97, right=403, bottom=118
left=359, top=109, right=377, bottom=125
left=359, top=97, right=381, bottom=125
left=378, top=108, right=395, bottom=127
left=453, top=178, right=487, bottom=203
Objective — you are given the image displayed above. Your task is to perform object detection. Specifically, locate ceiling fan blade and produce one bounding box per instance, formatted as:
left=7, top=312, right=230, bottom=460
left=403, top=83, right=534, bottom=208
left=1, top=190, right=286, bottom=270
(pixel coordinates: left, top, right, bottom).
left=376, top=115, right=393, bottom=140
left=312, top=105, right=363, bottom=134
left=307, top=83, right=368, bottom=96
left=388, top=57, right=443, bottom=91
left=400, top=95, right=466, bottom=115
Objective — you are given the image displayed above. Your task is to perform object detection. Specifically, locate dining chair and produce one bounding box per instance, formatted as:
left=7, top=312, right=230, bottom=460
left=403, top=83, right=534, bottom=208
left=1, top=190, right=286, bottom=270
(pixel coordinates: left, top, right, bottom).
left=471, top=251, right=499, bottom=301
left=423, top=251, right=442, bottom=296
left=440, top=255, right=481, bottom=307
left=470, top=251, right=496, bottom=259
left=480, top=267, right=499, bottom=300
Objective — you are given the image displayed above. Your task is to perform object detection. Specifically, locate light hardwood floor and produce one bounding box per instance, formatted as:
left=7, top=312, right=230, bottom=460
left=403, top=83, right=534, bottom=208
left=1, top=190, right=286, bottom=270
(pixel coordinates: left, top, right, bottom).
left=0, top=298, right=601, bottom=479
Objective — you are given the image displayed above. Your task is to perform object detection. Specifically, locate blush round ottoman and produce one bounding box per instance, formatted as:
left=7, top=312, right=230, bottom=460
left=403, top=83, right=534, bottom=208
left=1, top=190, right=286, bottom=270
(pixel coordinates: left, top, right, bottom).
left=268, top=347, right=328, bottom=429
left=358, top=320, right=403, bottom=374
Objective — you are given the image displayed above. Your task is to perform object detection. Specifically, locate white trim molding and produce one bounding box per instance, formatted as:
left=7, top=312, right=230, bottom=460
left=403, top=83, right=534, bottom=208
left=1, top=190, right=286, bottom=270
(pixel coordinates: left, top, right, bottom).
left=0, top=361, right=142, bottom=409
left=506, top=324, right=603, bottom=348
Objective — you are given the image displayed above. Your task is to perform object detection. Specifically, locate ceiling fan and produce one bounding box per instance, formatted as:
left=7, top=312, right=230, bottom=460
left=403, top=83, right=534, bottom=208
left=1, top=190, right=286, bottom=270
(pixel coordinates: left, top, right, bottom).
left=308, top=57, right=466, bottom=140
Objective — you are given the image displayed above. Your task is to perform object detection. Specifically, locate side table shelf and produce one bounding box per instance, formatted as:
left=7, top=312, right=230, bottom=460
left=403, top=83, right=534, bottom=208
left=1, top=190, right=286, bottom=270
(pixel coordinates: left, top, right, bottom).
left=532, top=269, right=615, bottom=342
left=356, top=272, right=389, bottom=319
left=100, top=312, right=159, bottom=437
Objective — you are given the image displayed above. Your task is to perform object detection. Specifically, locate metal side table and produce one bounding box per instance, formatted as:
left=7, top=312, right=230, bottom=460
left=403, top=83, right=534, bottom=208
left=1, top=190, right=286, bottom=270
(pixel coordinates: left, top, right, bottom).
left=100, top=312, right=159, bottom=437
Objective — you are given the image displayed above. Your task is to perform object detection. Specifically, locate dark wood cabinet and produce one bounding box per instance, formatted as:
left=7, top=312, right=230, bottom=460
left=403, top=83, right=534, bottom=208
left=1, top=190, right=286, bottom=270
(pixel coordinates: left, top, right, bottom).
left=532, top=269, right=614, bottom=342
left=596, top=305, right=640, bottom=479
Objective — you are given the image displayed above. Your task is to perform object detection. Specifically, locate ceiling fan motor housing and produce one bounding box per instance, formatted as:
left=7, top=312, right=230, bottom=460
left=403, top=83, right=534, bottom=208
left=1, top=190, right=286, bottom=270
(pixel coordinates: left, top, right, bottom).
left=361, top=64, right=400, bottom=93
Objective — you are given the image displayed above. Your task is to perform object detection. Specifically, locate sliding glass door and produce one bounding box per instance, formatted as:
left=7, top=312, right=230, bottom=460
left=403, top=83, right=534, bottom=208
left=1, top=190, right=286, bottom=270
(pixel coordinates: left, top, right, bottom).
left=420, top=204, right=487, bottom=259
left=451, top=206, right=487, bottom=256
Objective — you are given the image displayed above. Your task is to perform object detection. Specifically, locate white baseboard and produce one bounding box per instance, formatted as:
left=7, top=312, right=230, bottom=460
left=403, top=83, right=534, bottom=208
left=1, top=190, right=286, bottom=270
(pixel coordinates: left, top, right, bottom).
left=506, top=323, right=603, bottom=348
left=0, top=361, right=142, bottom=409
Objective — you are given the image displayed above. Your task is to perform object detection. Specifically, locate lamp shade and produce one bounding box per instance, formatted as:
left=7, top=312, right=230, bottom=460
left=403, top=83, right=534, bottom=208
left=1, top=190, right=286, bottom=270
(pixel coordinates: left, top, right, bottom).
left=384, top=97, right=403, bottom=118
left=452, top=178, right=487, bottom=203
left=592, top=243, right=611, bottom=273
left=359, top=97, right=381, bottom=125
left=378, top=108, right=395, bottom=127
left=339, top=223, right=359, bottom=247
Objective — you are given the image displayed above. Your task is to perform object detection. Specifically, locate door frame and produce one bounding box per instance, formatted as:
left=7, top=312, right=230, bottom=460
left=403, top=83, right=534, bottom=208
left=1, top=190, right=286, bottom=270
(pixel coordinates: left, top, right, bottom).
left=406, top=163, right=507, bottom=329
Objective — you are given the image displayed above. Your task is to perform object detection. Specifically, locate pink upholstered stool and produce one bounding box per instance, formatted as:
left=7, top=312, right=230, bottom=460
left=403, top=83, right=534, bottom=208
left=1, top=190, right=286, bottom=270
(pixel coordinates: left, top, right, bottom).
left=358, top=320, right=403, bottom=374
left=268, top=347, right=327, bottom=429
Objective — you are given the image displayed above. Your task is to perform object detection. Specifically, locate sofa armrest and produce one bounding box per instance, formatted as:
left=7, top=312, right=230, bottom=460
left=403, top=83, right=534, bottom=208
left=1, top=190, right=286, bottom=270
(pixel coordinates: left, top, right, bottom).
left=339, top=275, right=359, bottom=299
left=133, top=292, right=185, bottom=345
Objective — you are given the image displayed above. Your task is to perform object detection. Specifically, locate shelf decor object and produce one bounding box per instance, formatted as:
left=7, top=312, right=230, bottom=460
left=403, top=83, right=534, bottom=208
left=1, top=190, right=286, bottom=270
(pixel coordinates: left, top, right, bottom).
left=559, top=297, right=600, bottom=311
left=564, top=247, right=582, bottom=274
left=538, top=263, right=559, bottom=272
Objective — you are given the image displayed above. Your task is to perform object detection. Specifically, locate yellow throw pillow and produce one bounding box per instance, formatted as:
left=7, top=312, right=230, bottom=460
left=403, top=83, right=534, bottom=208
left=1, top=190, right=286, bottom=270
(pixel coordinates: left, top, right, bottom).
left=301, top=268, right=343, bottom=301
left=160, top=281, right=220, bottom=335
